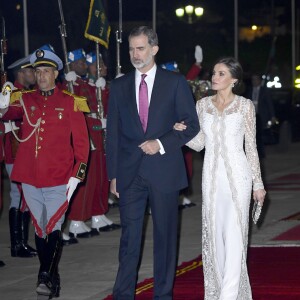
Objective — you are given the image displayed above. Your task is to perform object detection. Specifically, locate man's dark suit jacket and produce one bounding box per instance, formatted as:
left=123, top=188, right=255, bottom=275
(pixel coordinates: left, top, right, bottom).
left=246, top=86, right=275, bottom=128
left=106, top=67, right=200, bottom=193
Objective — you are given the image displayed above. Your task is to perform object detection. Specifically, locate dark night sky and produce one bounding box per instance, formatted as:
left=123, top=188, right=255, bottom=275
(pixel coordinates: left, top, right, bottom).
left=0, top=0, right=296, bottom=81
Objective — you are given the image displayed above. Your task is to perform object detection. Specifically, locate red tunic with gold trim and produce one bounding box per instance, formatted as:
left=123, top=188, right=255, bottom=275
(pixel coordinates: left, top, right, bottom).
left=1, top=87, right=89, bottom=187
left=62, top=78, right=109, bottom=221
left=4, top=81, right=24, bottom=164
left=3, top=81, right=27, bottom=210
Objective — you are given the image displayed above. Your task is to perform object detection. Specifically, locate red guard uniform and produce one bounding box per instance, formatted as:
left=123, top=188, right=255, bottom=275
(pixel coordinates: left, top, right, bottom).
left=4, top=81, right=27, bottom=211
left=62, top=78, right=109, bottom=223
left=1, top=87, right=89, bottom=233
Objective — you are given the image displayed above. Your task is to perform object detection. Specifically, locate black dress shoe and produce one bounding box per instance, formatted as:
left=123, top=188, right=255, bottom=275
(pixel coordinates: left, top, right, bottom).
left=69, top=231, right=92, bottom=238
left=62, top=236, right=78, bottom=246
left=99, top=223, right=121, bottom=232
left=24, top=243, right=38, bottom=255
left=0, top=260, right=5, bottom=267
left=108, top=202, right=119, bottom=208
left=11, top=243, right=37, bottom=257
left=90, top=228, right=100, bottom=236
left=36, top=272, right=52, bottom=296
left=178, top=202, right=196, bottom=210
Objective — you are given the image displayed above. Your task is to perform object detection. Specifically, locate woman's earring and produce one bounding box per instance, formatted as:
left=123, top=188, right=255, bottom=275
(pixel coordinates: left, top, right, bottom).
left=231, top=82, right=235, bottom=88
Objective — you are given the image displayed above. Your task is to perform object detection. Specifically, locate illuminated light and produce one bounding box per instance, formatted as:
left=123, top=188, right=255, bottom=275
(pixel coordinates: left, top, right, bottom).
left=295, top=84, right=300, bottom=89
left=295, top=78, right=300, bottom=84
left=16, top=4, right=21, bottom=10
left=176, top=4, right=204, bottom=23
left=195, top=7, right=204, bottom=16
left=185, top=5, right=194, bottom=15
left=252, top=25, right=258, bottom=31
left=175, top=8, right=184, bottom=17
left=296, top=65, right=300, bottom=71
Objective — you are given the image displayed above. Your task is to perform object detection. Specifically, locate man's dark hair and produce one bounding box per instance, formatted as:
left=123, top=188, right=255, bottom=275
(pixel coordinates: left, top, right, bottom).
left=214, top=57, right=243, bottom=93
left=128, top=26, right=158, bottom=47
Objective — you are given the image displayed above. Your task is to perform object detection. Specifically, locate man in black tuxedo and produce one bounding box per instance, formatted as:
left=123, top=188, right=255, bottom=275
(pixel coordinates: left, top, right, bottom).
left=106, top=26, right=200, bottom=300
left=246, top=73, right=276, bottom=157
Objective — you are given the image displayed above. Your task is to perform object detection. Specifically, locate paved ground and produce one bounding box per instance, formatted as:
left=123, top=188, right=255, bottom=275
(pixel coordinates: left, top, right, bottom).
left=0, top=142, right=299, bottom=300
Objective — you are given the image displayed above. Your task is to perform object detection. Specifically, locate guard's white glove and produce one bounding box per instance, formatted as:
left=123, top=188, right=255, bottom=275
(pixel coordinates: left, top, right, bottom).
left=65, top=71, right=77, bottom=82
left=88, top=78, right=96, bottom=86
left=0, top=82, right=14, bottom=109
left=101, top=118, right=107, bottom=129
left=195, top=45, right=203, bottom=63
left=66, top=177, right=80, bottom=202
left=95, top=77, right=106, bottom=90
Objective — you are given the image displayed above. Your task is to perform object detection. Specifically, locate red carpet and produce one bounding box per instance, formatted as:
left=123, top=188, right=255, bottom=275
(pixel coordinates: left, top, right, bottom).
left=103, top=247, right=300, bottom=300
left=266, top=173, right=300, bottom=191
left=272, top=224, right=300, bottom=241
left=281, top=211, right=300, bottom=221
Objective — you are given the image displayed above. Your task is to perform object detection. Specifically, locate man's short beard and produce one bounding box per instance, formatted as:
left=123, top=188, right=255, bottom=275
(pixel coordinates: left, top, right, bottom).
left=131, top=54, right=153, bottom=70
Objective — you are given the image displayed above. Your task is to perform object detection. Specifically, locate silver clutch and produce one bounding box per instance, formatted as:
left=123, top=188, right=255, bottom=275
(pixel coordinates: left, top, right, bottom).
left=252, top=201, right=263, bottom=224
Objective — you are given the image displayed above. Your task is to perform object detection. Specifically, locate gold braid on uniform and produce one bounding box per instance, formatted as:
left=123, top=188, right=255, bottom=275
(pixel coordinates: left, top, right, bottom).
left=62, top=90, right=90, bottom=113
left=10, top=90, right=36, bottom=104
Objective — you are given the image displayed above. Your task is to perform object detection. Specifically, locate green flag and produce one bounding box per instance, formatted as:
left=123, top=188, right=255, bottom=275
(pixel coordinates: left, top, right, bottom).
left=85, top=0, right=111, bottom=48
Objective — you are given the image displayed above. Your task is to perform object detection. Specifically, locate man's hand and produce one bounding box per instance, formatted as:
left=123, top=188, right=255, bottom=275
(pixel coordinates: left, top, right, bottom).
left=110, top=178, right=119, bottom=198
left=139, top=140, right=160, bottom=155
left=66, top=177, right=81, bottom=202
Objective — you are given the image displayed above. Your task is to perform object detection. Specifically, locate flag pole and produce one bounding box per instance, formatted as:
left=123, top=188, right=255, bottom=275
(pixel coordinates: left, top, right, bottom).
left=95, top=42, right=104, bottom=119
left=57, top=0, right=74, bottom=93
left=115, top=0, right=122, bottom=76
left=23, top=0, right=29, bottom=56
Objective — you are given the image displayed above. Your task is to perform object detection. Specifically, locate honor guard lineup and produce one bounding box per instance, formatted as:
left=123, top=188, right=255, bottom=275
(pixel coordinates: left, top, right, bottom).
left=63, top=48, right=120, bottom=239
left=0, top=49, right=91, bottom=299
left=0, top=41, right=121, bottom=298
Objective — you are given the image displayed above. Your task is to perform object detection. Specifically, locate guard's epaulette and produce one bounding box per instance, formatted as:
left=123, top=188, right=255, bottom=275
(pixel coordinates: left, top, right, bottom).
left=10, top=89, right=36, bottom=104
left=62, top=90, right=90, bottom=113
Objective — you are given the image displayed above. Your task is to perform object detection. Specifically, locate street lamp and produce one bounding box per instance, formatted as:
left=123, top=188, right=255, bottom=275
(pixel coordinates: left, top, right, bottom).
left=175, top=5, right=204, bottom=24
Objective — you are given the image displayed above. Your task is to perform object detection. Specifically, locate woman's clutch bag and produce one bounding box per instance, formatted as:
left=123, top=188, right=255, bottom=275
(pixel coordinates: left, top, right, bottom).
left=252, top=201, right=263, bottom=224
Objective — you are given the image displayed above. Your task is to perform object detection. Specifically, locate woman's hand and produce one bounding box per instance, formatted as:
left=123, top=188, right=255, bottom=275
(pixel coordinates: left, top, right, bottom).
left=253, top=189, right=266, bottom=205
left=173, top=121, right=187, bottom=131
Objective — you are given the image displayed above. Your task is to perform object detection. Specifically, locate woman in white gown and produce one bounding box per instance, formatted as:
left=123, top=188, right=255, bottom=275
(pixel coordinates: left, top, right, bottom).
left=175, top=57, right=266, bottom=300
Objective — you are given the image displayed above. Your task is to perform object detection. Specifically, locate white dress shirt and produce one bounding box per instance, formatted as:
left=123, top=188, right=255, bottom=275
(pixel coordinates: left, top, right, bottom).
left=135, top=64, right=165, bottom=154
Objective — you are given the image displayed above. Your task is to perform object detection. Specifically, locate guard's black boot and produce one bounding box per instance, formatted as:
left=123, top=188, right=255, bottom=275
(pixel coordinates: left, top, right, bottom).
left=20, top=211, right=37, bottom=256
left=48, top=231, right=63, bottom=298
left=36, top=231, right=63, bottom=298
left=35, top=234, right=52, bottom=296
left=9, top=208, right=35, bottom=257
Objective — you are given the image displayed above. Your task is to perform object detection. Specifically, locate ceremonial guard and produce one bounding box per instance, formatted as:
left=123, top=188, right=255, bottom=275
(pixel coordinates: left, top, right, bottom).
left=0, top=49, right=89, bottom=298
left=4, top=56, right=37, bottom=257
left=63, top=49, right=119, bottom=238
left=0, top=120, right=5, bottom=267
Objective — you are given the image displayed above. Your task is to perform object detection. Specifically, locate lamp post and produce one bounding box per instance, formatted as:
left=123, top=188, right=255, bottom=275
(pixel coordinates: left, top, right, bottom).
left=175, top=5, right=204, bottom=24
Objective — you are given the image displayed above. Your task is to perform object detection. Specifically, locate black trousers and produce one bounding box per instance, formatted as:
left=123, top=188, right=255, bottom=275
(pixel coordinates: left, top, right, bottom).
left=113, top=175, right=179, bottom=300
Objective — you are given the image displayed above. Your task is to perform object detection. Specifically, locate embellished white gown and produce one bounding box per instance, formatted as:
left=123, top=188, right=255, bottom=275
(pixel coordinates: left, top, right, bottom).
left=187, top=96, right=264, bottom=300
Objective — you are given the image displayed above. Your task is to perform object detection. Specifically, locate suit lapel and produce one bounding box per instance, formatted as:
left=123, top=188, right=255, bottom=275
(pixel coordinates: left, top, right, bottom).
left=146, top=68, right=163, bottom=134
